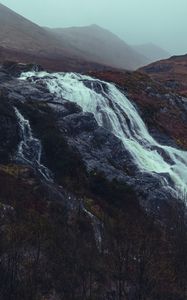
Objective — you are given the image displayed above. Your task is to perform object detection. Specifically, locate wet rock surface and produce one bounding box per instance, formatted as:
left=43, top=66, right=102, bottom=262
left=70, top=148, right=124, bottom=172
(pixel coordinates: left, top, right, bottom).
left=0, top=90, right=20, bottom=162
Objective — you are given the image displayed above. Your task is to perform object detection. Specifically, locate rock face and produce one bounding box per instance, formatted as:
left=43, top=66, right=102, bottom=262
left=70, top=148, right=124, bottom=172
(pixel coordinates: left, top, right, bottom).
left=0, top=63, right=187, bottom=300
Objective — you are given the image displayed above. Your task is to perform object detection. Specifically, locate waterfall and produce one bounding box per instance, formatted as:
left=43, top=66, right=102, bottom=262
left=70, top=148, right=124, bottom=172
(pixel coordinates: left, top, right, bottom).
left=14, top=107, right=53, bottom=182
left=20, top=72, right=187, bottom=201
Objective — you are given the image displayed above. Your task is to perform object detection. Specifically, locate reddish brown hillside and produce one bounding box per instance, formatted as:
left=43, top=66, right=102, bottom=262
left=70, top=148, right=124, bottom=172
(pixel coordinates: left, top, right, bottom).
left=0, top=46, right=110, bottom=72
left=139, top=54, right=187, bottom=97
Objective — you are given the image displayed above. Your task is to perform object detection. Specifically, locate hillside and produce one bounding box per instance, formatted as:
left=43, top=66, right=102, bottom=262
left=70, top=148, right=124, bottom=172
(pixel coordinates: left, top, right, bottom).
left=0, top=4, right=149, bottom=71
left=48, top=24, right=148, bottom=70
left=140, top=54, right=187, bottom=96
left=0, top=3, right=67, bottom=56
left=0, top=4, right=110, bottom=72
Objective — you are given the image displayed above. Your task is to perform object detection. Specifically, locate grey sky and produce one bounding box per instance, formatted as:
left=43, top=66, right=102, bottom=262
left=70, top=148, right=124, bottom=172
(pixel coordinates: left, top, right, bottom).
left=1, top=0, right=187, bottom=55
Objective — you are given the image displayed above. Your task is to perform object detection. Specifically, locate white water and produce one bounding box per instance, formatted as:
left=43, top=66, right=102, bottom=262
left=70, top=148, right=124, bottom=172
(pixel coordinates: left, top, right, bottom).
left=20, top=72, right=187, bottom=200
left=14, top=107, right=53, bottom=182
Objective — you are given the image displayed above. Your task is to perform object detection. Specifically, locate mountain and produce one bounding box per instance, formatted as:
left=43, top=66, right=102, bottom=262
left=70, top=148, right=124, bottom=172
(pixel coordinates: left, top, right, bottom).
left=133, top=43, right=170, bottom=63
left=0, top=4, right=148, bottom=71
left=0, top=62, right=187, bottom=299
left=139, top=53, right=187, bottom=96
left=0, top=3, right=68, bottom=56
left=0, top=3, right=111, bottom=71
left=47, top=24, right=149, bottom=70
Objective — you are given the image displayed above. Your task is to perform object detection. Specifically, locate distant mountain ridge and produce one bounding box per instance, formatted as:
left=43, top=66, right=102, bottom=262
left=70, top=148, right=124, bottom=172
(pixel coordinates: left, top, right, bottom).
left=47, top=24, right=148, bottom=70
left=0, top=3, right=150, bottom=71
left=0, top=3, right=173, bottom=72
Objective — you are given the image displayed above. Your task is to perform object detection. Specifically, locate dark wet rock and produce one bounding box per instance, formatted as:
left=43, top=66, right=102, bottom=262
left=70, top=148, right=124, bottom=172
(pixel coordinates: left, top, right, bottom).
left=62, top=112, right=98, bottom=134
left=1, top=61, right=43, bottom=77
left=0, top=90, right=20, bottom=162
left=0, top=70, right=11, bottom=83
left=0, top=77, right=53, bottom=103
left=82, top=79, right=109, bottom=95
left=48, top=100, right=82, bottom=118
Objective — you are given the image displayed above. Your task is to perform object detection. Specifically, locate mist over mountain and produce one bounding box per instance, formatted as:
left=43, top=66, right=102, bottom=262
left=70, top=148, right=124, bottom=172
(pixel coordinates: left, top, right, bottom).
left=1, top=0, right=187, bottom=55
left=47, top=24, right=149, bottom=70
left=0, top=3, right=67, bottom=55
left=0, top=3, right=150, bottom=71
left=0, top=3, right=172, bottom=71
left=133, top=43, right=170, bottom=63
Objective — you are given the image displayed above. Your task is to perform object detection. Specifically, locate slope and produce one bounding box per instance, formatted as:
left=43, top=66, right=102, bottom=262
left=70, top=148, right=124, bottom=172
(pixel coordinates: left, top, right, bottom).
left=139, top=54, right=187, bottom=96
left=0, top=4, right=108, bottom=71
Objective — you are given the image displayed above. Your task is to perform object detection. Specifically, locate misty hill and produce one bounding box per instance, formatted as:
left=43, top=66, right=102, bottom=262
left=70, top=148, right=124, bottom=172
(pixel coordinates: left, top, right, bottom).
left=0, top=4, right=110, bottom=71
left=0, top=3, right=68, bottom=56
left=48, top=24, right=149, bottom=70
left=0, top=4, right=148, bottom=71
left=133, top=43, right=170, bottom=63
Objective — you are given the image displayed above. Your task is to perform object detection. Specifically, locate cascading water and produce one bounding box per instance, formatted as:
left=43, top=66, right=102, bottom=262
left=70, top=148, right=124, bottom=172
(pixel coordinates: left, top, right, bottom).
left=82, top=205, right=103, bottom=251
left=14, top=107, right=53, bottom=182
left=20, top=72, right=187, bottom=201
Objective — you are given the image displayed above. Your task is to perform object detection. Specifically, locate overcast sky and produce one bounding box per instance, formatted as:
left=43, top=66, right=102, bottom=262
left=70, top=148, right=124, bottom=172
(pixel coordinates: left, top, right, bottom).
left=1, top=0, right=187, bottom=55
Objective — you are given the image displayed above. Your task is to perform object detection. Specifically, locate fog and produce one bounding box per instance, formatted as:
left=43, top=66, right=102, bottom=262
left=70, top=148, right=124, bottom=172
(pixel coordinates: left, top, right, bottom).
left=1, top=0, right=187, bottom=55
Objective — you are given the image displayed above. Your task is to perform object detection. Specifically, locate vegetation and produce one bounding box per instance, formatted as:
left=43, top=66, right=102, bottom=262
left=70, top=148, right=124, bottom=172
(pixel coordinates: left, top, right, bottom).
left=0, top=158, right=186, bottom=300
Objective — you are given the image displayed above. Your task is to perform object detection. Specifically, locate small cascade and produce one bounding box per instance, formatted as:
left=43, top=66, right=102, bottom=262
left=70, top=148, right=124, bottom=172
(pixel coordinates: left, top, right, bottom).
left=20, top=71, right=187, bottom=201
left=14, top=107, right=53, bottom=182
left=82, top=205, right=103, bottom=252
